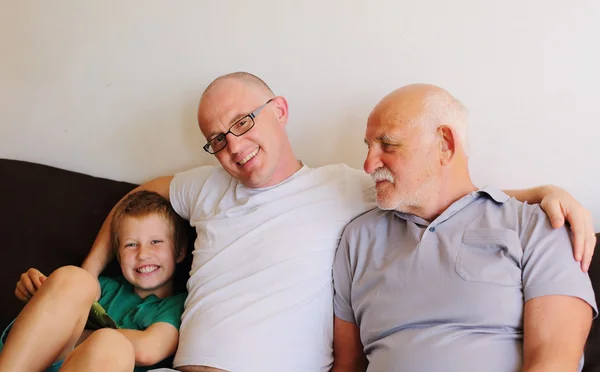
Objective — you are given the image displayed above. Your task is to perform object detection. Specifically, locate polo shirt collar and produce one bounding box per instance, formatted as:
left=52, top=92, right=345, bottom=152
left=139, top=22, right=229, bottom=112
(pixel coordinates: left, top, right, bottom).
left=393, top=185, right=510, bottom=228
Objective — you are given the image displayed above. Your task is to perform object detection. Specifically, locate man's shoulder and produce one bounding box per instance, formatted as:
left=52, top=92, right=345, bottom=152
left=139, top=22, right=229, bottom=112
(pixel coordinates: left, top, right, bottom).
left=496, top=197, right=547, bottom=231
left=312, top=163, right=369, bottom=180
left=169, top=165, right=232, bottom=210
left=309, top=163, right=374, bottom=199
left=477, top=186, right=538, bottom=214
left=343, top=207, right=390, bottom=236
left=173, top=164, right=227, bottom=183
left=503, top=198, right=543, bottom=217
left=473, top=187, right=544, bottom=233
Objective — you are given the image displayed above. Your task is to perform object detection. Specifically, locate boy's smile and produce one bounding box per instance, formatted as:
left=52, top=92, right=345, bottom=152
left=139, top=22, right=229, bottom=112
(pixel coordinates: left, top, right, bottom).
left=135, top=264, right=160, bottom=274
left=118, top=214, right=184, bottom=299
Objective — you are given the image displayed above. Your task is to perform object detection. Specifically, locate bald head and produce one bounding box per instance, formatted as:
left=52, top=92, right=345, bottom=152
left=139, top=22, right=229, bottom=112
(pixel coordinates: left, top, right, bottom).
left=371, top=84, right=469, bottom=151
left=198, top=72, right=276, bottom=127
left=201, top=72, right=274, bottom=101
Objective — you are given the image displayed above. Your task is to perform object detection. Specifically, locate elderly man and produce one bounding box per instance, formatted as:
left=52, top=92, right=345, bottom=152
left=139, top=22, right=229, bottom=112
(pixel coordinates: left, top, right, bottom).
left=83, top=73, right=595, bottom=372
left=332, top=84, right=597, bottom=372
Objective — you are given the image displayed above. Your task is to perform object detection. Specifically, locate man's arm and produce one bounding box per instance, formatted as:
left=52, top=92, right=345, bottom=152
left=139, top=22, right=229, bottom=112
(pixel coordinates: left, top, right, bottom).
left=331, top=316, right=367, bottom=372
left=81, top=176, right=174, bottom=276
left=505, top=185, right=596, bottom=271
left=117, top=322, right=179, bottom=367
left=522, top=295, right=593, bottom=372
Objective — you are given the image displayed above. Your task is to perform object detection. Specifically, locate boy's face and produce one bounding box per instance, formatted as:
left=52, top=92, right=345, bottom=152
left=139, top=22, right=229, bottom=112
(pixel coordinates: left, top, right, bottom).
left=117, top=214, right=184, bottom=299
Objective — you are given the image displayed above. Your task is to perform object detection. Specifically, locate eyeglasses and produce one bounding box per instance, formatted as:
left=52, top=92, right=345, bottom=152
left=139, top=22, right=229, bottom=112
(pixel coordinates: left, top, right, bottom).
left=203, top=98, right=275, bottom=154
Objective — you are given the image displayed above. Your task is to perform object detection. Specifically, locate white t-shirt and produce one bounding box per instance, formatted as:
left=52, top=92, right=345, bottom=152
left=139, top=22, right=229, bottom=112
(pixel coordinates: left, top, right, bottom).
left=170, top=163, right=375, bottom=372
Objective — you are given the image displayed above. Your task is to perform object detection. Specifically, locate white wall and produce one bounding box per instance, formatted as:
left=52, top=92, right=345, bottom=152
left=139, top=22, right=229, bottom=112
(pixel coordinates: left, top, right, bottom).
left=1, top=1, right=599, bottom=230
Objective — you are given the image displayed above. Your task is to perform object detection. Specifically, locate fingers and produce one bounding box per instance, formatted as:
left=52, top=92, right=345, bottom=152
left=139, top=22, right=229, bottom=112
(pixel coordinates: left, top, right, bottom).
left=26, top=268, right=46, bottom=289
left=19, top=271, right=36, bottom=297
left=15, top=289, right=29, bottom=302
left=31, top=273, right=47, bottom=289
left=541, top=199, right=566, bottom=229
left=569, top=213, right=586, bottom=265
left=580, top=229, right=596, bottom=273
left=564, top=206, right=595, bottom=272
left=15, top=281, right=32, bottom=302
left=15, top=268, right=47, bottom=302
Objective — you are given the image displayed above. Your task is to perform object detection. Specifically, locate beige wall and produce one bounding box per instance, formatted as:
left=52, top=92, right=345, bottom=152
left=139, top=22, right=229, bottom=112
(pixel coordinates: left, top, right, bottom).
left=1, top=1, right=599, bottom=229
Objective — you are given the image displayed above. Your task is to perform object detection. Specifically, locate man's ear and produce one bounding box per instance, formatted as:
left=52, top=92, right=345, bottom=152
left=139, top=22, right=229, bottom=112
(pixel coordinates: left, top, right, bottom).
left=438, top=125, right=456, bottom=165
left=272, top=96, right=289, bottom=127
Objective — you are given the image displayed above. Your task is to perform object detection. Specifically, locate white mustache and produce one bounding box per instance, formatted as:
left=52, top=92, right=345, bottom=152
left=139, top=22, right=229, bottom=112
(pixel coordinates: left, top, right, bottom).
left=371, top=167, right=395, bottom=183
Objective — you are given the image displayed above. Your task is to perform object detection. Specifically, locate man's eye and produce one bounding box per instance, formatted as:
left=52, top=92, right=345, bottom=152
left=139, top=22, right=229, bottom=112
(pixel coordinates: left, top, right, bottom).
left=235, top=118, right=251, bottom=128
left=381, top=143, right=395, bottom=151
left=213, top=134, right=226, bottom=144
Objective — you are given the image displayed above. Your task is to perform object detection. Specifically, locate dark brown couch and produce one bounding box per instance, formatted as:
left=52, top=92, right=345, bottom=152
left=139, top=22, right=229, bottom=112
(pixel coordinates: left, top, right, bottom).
left=1, top=158, right=598, bottom=370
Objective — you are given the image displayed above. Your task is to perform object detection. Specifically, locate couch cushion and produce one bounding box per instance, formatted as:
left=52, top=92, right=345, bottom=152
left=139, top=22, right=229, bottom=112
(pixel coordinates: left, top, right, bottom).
left=0, top=159, right=193, bottom=329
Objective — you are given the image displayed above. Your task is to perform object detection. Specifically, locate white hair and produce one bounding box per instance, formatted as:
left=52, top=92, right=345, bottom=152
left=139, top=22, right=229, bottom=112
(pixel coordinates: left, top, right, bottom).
left=412, top=90, right=470, bottom=155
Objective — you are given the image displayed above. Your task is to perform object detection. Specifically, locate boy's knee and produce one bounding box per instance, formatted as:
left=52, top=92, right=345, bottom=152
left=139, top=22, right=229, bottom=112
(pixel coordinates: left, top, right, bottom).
left=65, top=329, right=134, bottom=371
left=46, top=266, right=98, bottom=299
left=87, top=329, right=135, bottom=361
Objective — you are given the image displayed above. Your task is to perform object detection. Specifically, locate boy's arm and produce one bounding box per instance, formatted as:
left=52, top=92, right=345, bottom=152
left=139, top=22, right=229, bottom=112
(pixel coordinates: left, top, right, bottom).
left=82, top=176, right=174, bottom=277
left=117, top=322, right=179, bottom=367
left=504, top=185, right=596, bottom=271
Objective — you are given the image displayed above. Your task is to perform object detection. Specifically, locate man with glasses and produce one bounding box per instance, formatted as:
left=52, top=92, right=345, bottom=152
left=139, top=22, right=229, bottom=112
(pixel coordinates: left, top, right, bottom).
left=82, top=72, right=596, bottom=372
left=202, top=98, right=274, bottom=155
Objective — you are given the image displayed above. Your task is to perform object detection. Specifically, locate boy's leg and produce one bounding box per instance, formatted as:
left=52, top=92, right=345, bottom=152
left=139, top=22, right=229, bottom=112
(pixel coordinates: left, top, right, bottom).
left=0, top=266, right=99, bottom=372
left=59, top=329, right=135, bottom=372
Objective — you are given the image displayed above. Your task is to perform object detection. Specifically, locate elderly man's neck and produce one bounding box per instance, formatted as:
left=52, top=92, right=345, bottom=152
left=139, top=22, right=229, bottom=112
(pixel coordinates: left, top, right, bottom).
left=402, top=173, right=477, bottom=222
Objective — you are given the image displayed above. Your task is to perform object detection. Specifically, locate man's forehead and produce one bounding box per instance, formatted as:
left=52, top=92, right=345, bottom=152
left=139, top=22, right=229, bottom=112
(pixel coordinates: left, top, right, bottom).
left=366, top=111, right=412, bottom=140
left=199, top=86, right=261, bottom=131
left=201, top=96, right=254, bottom=122
left=201, top=81, right=255, bottom=113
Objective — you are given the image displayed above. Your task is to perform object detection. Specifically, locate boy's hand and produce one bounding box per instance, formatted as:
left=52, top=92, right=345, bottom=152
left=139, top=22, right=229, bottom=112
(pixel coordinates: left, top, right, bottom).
left=15, top=268, right=47, bottom=302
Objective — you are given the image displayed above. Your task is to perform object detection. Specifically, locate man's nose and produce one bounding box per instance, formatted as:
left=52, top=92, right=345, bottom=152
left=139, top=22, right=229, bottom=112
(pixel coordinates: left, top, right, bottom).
left=363, top=148, right=382, bottom=174
left=225, top=133, right=244, bottom=155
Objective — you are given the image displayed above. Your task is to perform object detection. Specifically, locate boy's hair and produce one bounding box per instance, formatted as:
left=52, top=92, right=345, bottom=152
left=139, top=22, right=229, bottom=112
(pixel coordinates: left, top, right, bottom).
left=110, top=190, right=188, bottom=259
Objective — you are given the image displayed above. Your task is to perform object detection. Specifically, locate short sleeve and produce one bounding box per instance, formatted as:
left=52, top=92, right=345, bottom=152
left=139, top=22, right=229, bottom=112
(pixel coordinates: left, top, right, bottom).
left=333, top=229, right=356, bottom=323
left=150, top=292, right=187, bottom=329
left=169, top=166, right=214, bottom=220
left=521, top=205, right=598, bottom=317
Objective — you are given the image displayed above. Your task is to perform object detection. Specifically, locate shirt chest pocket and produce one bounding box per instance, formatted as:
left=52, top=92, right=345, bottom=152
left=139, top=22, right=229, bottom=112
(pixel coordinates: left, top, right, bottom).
left=455, top=228, right=523, bottom=286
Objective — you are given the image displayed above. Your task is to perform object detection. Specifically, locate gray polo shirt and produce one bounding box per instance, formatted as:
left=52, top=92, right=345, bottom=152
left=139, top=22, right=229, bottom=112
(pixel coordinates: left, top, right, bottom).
left=333, top=186, right=597, bottom=372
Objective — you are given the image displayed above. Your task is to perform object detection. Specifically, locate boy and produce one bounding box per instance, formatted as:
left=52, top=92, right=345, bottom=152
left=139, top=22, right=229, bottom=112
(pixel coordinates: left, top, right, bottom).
left=0, top=190, right=188, bottom=372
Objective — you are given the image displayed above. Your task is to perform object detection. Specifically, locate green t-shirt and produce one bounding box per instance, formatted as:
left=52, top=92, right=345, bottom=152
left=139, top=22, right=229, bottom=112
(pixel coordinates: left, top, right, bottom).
left=98, top=276, right=186, bottom=371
